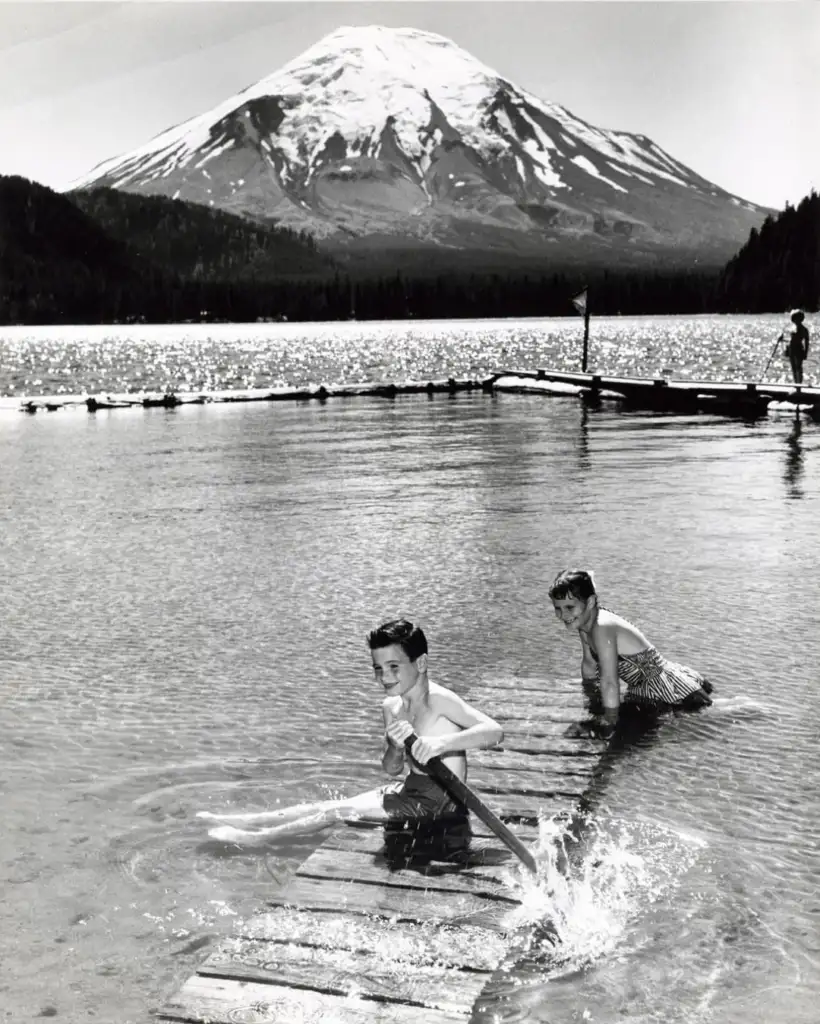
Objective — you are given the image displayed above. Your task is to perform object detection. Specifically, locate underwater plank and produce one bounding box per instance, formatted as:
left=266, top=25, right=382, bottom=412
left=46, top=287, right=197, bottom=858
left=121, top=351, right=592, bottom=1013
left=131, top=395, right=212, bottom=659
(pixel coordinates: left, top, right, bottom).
left=157, top=974, right=468, bottom=1023
left=237, top=906, right=509, bottom=972
left=500, top=719, right=582, bottom=738
left=467, top=766, right=591, bottom=800
left=198, top=937, right=491, bottom=1013
left=473, top=790, right=574, bottom=821
left=498, top=735, right=601, bottom=757
left=485, top=709, right=580, bottom=725
left=321, top=820, right=541, bottom=849
left=268, top=875, right=518, bottom=930
left=469, top=748, right=598, bottom=776
left=469, top=689, right=581, bottom=711
left=324, top=825, right=522, bottom=870
left=296, top=847, right=513, bottom=894
left=468, top=677, right=581, bottom=694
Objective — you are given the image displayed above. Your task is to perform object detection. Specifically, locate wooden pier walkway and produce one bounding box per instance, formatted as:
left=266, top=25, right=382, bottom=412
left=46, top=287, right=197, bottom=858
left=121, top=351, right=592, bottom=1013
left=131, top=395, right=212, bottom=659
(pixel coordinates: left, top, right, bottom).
left=157, top=677, right=604, bottom=1023
left=12, top=367, right=820, bottom=421
left=492, top=368, right=820, bottom=415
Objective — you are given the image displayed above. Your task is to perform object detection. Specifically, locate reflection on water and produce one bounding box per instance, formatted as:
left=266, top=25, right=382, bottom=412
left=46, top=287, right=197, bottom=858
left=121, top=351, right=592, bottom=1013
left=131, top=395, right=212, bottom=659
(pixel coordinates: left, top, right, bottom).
left=1, top=381, right=819, bottom=1022
left=784, top=415, right=805, bottom=499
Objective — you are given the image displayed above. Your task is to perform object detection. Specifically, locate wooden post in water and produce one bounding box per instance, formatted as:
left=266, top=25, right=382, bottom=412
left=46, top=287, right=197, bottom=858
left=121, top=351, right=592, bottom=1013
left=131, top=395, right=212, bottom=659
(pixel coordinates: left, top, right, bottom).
left=572, top=287, right=590, bottom=372
left=582, top=305, right=591, bottom=373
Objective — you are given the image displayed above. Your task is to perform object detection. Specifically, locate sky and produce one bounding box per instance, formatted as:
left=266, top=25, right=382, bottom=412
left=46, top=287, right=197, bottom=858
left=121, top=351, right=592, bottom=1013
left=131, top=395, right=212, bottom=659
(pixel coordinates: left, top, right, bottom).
left=0, top=0, right=817, bottom=211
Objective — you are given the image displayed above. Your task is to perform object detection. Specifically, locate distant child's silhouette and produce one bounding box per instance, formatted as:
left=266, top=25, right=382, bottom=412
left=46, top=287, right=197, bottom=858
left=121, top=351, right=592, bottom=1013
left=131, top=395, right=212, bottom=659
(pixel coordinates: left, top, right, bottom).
left=780, top=309, right=810, bottom=385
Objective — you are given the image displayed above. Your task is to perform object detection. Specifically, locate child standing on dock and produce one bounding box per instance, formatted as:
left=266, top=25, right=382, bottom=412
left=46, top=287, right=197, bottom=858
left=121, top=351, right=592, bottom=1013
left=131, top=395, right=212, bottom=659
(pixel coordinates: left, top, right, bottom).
left=549, top=569, right=713, bottom=739
left=198, top=619, right=503, bottom=842
left=780, top=309, right=810, bottom=385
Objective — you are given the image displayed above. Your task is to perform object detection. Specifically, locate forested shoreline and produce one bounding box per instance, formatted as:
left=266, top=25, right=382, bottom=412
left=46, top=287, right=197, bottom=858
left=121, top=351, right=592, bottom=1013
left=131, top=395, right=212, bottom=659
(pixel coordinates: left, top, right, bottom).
left=1, top=176, right=816, bottom=325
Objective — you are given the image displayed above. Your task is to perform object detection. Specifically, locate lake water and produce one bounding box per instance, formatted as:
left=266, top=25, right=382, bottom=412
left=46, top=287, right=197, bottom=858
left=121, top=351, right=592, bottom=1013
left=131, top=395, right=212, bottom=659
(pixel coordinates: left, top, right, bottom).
left=0, top=312, right=809, bottom=399
left=1, top=316, right=818, bottom=1024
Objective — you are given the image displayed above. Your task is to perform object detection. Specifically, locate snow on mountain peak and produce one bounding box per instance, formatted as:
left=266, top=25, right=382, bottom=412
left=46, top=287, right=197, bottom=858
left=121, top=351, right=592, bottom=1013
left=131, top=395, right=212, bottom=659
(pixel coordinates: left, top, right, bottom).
left=68, top=22, right=766, bottom=265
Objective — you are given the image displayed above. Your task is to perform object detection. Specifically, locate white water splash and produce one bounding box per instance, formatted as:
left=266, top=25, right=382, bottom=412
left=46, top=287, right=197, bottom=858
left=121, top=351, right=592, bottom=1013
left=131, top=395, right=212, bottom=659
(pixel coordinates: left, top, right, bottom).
left=502, top=812, right=708, bottom=973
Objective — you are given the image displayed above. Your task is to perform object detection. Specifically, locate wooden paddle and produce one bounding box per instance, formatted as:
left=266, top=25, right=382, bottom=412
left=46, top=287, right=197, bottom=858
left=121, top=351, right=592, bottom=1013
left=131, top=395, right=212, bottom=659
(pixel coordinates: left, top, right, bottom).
left=762, top=331, right=784, bottom=378
left=403, top=733, right=538, bottom=875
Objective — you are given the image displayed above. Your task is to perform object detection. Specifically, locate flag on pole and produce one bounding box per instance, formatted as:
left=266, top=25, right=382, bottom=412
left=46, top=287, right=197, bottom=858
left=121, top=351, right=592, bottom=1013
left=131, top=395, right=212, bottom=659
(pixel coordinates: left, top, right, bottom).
left=571, top=288, right=588, bottom=315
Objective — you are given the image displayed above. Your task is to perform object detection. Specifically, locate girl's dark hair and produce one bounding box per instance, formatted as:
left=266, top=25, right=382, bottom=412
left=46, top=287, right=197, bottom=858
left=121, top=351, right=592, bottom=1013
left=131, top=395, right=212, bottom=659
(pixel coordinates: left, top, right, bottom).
left=548, top=569, right=597, bottom=603
left=367, top=619, right=428, bottom=661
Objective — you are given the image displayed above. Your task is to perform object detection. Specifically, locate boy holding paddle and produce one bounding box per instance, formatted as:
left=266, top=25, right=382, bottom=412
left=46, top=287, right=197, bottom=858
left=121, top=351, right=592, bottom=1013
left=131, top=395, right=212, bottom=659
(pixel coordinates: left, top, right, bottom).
left=199, top=619, right=504, bottom=843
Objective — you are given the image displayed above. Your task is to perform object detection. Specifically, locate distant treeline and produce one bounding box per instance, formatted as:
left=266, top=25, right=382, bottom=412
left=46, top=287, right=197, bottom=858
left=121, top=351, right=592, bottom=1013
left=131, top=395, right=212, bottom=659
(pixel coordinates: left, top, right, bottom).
left=69, top=187, right=329, bottom=281
left=716, top=191, right=819, bottom=313
left=1, top=174, right=816, bottom=325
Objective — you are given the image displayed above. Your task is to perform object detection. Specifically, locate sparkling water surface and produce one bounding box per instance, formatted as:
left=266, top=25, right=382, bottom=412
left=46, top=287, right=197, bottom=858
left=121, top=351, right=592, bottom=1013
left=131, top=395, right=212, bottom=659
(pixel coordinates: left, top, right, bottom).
left=1, top=316, right=818, bottom=1024
left=0, top=313, right=811, bottom=399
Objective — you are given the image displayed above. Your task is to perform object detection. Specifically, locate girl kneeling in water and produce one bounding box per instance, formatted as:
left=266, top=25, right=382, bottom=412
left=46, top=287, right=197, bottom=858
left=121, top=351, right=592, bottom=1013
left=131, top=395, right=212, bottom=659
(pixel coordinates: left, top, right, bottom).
left=549, top=569, right=713, bottom=739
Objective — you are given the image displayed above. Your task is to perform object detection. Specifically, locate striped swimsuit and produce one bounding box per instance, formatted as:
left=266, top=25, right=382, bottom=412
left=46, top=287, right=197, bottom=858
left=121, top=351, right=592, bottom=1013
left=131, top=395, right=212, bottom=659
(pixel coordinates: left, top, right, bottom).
left=590, top=644, right=713, bottom=710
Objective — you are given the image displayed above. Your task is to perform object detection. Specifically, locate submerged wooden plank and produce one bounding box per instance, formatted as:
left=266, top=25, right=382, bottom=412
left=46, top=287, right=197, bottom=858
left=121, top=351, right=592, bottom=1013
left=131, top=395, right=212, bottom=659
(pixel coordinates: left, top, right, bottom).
left=469, top=748, right=598, bottom=776
left=269, top=875, right=518, bottom=930
left=468, top=688, right=580, bottom=709
left=199, top=937, right=490, bottom=1012
left=466, top=684, right=577, bottom=700
left=476, top=790, right=573, bottom=821
left=469, top=677, right=581, bottom=695
left=238, top=906, right=509, bottom=972
left=467, top=766, right=590, bottom=799
left=500, top=719, right=581, bottom=738
left=296, top=848, right=513, bottom=894
left=486, top=708, right=579, bottom=724
left=324, top=824, right=529, bottom=869
left=159, top=975, right=468, bottom=1024
left=499, top=735, right=601, bottom=757
left=459, top=819, right=540, bottom=843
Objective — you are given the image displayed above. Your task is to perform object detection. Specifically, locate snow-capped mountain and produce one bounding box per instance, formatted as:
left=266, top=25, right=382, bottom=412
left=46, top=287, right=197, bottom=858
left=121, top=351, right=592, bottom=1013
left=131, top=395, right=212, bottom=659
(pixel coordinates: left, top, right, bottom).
left=71, top=25, right=769, bottom=266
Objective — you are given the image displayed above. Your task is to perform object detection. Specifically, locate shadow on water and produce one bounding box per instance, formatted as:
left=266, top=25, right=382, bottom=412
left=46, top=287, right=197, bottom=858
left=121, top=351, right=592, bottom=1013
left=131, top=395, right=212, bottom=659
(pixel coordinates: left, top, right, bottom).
left=784, top=414, right=805, bottom=500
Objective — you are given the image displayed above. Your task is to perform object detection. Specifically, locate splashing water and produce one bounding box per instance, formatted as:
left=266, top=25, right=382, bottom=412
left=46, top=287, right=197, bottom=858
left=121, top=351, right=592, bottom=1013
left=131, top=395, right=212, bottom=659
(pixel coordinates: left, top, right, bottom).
left=502, top=812, right=708, bottom=975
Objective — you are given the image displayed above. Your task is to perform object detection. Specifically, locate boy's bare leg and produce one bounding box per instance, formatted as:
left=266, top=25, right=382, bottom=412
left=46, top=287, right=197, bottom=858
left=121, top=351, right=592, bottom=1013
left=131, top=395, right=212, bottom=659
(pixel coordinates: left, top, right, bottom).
left=197, top=799, right=338, bottom=827
left=204, top=788, right=390, bottom=843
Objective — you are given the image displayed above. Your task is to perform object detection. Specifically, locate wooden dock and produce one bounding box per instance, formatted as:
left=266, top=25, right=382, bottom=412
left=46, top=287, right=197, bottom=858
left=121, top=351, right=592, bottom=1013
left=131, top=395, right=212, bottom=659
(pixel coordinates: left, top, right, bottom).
left=156, top=677, right=605, bottom=1023
left=492, top=368, right=820, bottom=416
left=13, top=367, right=819, bottom=421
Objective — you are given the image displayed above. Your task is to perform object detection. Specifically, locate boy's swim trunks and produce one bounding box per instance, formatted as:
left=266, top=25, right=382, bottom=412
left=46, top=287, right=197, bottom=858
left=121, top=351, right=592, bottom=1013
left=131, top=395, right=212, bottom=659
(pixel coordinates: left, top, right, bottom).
left=382, top=771, right=468, bottom=822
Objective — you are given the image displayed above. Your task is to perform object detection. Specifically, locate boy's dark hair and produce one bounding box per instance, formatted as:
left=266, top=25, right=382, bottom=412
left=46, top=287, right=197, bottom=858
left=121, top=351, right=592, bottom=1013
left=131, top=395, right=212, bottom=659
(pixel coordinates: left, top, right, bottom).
left=367, top=619, right=428, bottom=662
left=548, top=569, right=597, bottom=603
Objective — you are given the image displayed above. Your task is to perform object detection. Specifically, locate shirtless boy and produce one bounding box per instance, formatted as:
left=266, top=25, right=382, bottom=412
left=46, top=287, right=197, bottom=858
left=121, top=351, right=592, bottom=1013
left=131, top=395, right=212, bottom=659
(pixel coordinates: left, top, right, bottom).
left=198, top=619, right=503, bottom=842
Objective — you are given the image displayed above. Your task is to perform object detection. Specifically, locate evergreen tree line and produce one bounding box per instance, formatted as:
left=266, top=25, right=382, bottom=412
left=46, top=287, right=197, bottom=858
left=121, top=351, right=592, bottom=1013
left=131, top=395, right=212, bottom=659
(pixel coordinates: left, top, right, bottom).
left=69, top=187, right=329, bottom=281
left=1, top=174, right=817, bottom=324
left=716, top=191, right=819, bottom=313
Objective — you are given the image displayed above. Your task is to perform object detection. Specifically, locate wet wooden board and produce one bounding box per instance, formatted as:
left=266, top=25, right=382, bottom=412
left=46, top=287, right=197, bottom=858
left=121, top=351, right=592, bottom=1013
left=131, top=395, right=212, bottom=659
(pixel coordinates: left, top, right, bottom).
left=295, top=847, right=513, bottom=894
left=199, top=937, right=491, bottom=1012
left=468, top=689, right=579, bottom=709
left=469, top=748, right=598, bottom=776
left=499, top=735, right=602, bottom=757
left=323, top=823, right=531, bottom=873
left=469, top=677, right=580, bottom=694
left=267, top=875, right=518, bottom=929
left=500, top=719, right=585, bottom=738
left=157, top=677, right=601, bottom=1022
left=160, top=976, right=468, bottom=1024
left=238, top=907, right=509, bottom=972
left=467, top=770, right=590, bottom=804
